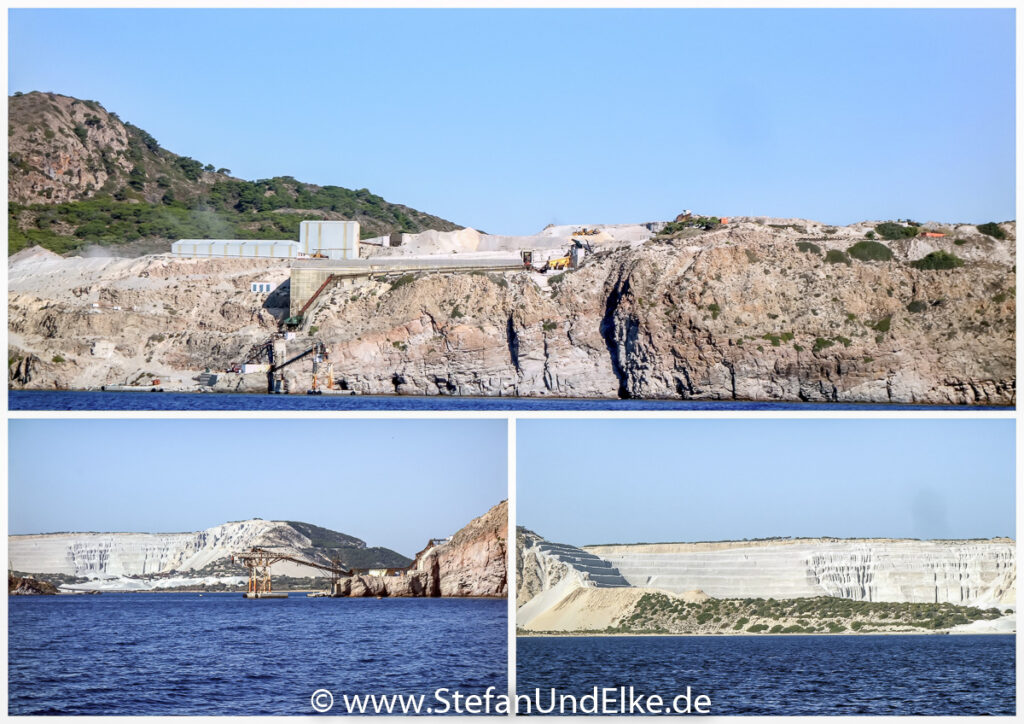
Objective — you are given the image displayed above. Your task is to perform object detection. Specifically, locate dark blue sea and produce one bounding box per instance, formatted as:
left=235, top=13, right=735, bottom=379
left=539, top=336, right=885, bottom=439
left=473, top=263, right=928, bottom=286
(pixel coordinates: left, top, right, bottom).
left=517, top=635, right=1015, bottom=716
left=8, top=593, right=507, bottom=715
left=8, top=390, right=1011, bottom=411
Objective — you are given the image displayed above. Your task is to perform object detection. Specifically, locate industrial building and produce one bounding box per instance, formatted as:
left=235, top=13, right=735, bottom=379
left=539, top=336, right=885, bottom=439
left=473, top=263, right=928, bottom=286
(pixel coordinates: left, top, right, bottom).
left=171, top=239, right=299, bottom=258
left=171, top=220, right=361, bottom=260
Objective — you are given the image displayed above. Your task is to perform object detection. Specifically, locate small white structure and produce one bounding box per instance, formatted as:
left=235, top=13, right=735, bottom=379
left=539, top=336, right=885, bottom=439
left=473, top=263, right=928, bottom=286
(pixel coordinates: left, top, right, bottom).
left=250, top=282, right=274, bottom=293
left=299, top=220, right=360, bottom=259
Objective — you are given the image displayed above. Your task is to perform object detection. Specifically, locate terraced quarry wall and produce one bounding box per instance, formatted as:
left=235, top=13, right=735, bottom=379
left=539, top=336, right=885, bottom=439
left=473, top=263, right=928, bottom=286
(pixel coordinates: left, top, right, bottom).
left=584, top=539, right=1016, bottom=607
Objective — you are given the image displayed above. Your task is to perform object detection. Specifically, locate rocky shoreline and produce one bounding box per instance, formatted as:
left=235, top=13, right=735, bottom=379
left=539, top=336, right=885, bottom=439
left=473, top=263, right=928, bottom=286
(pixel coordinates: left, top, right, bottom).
left=9, top=218, right=1016, bottom=405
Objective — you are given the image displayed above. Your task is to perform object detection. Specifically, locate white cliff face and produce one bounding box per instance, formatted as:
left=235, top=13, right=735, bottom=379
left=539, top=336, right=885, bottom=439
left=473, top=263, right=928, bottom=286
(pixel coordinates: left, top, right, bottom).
left=9, top=520, right=313, bottom=578
left=584, top=539, right=1016, bottom=607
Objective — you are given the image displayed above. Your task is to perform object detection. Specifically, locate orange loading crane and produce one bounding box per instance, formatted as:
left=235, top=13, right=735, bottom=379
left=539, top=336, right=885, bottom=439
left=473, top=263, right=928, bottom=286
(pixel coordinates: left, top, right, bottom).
left=230, top=547, right=348, bottom=598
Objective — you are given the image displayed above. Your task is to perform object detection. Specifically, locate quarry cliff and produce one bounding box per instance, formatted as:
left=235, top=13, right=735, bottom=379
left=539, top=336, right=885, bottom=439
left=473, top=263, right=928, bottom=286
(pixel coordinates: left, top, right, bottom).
left=8, top=519, right=411, bottom=590
left=8, top=218, right=1016, bottom=405
left=517, top=529, right=1016, bottom=634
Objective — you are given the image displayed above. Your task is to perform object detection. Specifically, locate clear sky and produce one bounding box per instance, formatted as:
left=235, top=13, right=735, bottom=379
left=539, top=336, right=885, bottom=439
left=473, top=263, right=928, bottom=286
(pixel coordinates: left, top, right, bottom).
left=8, top=419, right=507, bottom=558
left=7, top=8, right=1015, bottom=234
left=518, top=419, right=1015, bottom=545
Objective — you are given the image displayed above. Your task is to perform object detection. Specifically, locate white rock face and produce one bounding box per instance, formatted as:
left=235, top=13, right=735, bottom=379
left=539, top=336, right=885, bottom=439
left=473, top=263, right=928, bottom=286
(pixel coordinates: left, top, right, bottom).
left=584, top=539, right=1016, bottom=607
left=9, top=519, right=314, bottom=578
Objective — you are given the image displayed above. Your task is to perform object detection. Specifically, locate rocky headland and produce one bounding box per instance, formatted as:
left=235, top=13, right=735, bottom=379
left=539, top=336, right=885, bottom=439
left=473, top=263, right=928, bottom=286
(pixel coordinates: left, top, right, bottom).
left=9, top=502, right=508, bottom=598
left=8, top=574, right=59, bottom=596
left=335, top=500, right=508, bottom=598
left=9, top=217, right=1015, bottom=405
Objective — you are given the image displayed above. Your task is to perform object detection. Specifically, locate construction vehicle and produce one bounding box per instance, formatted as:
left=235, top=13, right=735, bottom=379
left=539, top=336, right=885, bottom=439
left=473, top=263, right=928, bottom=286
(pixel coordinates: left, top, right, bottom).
left=231, top=547, right=349, bottom=598
left=573, top=227, right=600, bottom=236
left=543, top=254, right=571, bottom=272
left=537, top=238, right=592, bottom=273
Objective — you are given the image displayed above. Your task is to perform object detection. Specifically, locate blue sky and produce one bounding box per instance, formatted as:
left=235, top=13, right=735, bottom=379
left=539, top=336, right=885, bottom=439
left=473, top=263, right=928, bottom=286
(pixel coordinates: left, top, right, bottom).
left=518, top=419, right=1015, bottom=545
left=8, top=419, right=507, bottom=557
left=7, top=8, right=1015, bottom=234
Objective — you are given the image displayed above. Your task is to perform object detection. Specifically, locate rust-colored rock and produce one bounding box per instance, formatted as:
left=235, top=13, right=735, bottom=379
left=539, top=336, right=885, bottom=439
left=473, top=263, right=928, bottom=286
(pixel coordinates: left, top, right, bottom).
left=9, top=574, right=58, bottom=595
left=335, top=501, right=507, bottom=598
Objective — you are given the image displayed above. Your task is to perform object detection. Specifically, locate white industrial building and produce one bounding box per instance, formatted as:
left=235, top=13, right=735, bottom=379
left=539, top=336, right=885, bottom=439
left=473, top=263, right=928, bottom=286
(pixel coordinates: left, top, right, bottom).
left=171, top=220, right=360, bottom=260
left=299, top=220, right=359, bottom=259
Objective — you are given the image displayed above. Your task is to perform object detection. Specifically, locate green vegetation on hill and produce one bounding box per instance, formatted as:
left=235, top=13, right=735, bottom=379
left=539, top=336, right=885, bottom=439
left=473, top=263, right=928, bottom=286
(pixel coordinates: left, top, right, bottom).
left=976, top=222, right=1007, bottom=240
left=875, top=222, right=920, bottom=240
left=9, top=179, right=457, bottom=256
left=607, top=593, right=1002, bottom=635
left=911, top=251, right=965, bottom=270
left=847, top=240, right=894, bottom=262
left=8, top=92, right=460, bottom=255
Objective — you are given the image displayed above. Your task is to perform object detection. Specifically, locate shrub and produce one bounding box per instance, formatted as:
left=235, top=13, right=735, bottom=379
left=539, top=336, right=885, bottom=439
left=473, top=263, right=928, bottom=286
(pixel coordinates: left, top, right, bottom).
left=976, top=222, right=1006, bottom=240
left=824, top=250, right=851, bottom=265
left=450, top=306, right=464, bottom=318
left=865, top=231, right=876, bottom=240
left=847, top=240, right=893, bottom=262
left=906, top=300, right=927, bottom=313
left=707, top=303, right=721, bottom=320
left=542, top=321, right=557, bottom=332
left=308, top=325, right=319, bottom=335
left=813, top=337, right=834, bottom=353
left=548, top=273, right=566, bottom=286
left=51, top=354, right=65, bottom=364
left=796, top=241, right=821, bottom=255
left=911, top=251, right=964, bottom=270
left=870, top=316, right=891, bottom=333
left=389, top=273, right=416, bottom=291
left=875, top=222, right=919, bottom=240
left=747, top=623, right=769, bottom=633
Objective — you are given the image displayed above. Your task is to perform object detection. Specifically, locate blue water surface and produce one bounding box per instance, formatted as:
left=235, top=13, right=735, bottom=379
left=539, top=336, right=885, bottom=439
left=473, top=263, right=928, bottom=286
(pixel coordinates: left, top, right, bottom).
left=8, top=390, right=1011, bottom=411
left=8, top=593, right=507, bottom=715
left=516, top=634, right=1015, bottom=715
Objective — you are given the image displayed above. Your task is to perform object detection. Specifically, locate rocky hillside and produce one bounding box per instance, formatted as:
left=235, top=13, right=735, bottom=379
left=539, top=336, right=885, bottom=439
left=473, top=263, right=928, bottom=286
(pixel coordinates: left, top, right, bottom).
left=8, top=91, right=460, bottom=255
left=8, top=574, right=58, bottom=596
left=8, top=218, right=1015, bottom=404
left=336, top=500, right=508, bottom=598
left=311, top=219, right=1015, bottom=404
left=8, top=519, right=411, bottom=588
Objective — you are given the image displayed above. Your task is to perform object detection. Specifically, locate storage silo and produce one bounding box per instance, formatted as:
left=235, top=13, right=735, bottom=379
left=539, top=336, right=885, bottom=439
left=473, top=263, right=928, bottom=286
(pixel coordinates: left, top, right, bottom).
left=300, top=220, right=360, bottom=259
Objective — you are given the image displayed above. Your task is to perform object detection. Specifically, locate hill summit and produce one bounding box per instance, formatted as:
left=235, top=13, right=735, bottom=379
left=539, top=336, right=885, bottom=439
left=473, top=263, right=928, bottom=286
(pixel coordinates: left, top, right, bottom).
left=8, top=91, right=460, bottom=255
